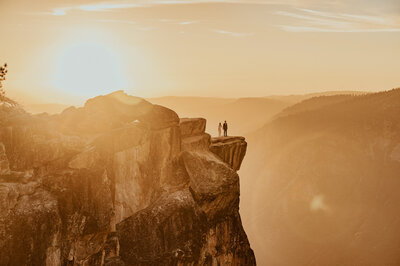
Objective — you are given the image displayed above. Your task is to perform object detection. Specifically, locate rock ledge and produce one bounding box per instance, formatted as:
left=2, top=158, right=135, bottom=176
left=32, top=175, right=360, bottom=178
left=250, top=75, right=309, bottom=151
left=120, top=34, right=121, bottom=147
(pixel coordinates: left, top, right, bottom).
left=210, top=136, right=247, bottom=171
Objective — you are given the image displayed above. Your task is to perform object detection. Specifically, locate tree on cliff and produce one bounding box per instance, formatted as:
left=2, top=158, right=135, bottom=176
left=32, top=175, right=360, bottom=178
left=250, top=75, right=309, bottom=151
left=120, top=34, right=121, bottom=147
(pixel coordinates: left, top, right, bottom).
left=0, top=63, right=8, bottom=101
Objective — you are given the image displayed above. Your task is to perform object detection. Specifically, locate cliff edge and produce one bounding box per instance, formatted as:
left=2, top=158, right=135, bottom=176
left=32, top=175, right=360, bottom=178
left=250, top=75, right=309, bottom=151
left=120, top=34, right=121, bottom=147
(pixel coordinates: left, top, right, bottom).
left=0, top=91, right=255, bottom=266
left=210, top=137, right=247, bottom=171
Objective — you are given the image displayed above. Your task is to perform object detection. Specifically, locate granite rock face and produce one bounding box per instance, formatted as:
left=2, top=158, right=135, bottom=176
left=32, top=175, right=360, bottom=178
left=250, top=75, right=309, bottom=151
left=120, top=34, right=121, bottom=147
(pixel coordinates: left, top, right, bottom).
left=210, top=137, right=247, bottom=171
left=180, top=118, right=211, bottom=152
left=0, top=91, right=255, bottom=266
left=179, top=118, right=206, bottom=137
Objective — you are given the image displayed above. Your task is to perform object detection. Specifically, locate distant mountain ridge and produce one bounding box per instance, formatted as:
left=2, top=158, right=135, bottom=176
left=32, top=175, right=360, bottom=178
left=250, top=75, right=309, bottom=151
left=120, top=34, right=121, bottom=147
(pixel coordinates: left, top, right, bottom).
left=24, top=103, right=71, bottom=114
left=264, top=90, right=369, bottom=104
left=241, top=88, right=400, bottom=265
left=149, top=91, right=369, bottom=136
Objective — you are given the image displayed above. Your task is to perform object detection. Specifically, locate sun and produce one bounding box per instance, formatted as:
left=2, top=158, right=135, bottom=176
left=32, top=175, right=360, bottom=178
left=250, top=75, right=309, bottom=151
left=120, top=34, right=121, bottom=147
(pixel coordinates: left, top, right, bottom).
left=54, top=41, right=127, bottom=97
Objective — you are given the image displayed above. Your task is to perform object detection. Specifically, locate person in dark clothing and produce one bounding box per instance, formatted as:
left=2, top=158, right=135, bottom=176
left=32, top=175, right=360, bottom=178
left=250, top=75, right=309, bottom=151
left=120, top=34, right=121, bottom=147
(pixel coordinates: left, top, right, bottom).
left=223, top=121, right=228, bottom=137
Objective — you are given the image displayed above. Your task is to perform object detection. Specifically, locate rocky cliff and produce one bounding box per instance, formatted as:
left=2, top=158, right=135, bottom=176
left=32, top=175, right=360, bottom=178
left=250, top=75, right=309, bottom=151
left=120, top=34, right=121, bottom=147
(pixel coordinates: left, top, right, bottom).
left=210, top=137, right=247, bottom=171
left=0, top=91, right=255, bottom=266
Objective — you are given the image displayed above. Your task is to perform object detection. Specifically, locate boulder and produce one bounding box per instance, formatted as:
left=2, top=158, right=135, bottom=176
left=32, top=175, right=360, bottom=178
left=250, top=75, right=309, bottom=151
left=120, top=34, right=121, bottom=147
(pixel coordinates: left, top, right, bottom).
left=140, top=105, right=180, bottom=130
left=181, top=151, right=239, bottom=220
left=179, top=118, right=206, bottom=137
left=181, top=133, right=211, bottom=151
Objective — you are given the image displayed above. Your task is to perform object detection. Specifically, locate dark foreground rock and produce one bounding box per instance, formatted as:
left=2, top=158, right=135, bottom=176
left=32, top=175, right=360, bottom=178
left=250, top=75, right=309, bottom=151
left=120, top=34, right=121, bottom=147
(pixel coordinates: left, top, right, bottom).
left=0, top=91, right=255, bottom=266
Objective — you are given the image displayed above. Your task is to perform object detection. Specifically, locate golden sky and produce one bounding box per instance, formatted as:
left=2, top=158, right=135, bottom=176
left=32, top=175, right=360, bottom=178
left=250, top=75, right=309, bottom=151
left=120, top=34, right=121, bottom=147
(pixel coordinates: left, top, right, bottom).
left=0, top=0, right=399, bottom=104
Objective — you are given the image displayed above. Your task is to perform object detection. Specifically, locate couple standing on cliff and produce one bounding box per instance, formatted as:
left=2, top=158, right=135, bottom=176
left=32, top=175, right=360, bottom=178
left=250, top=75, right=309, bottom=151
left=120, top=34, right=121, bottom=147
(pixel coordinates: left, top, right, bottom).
left=218, top=121, right=228, bottom=137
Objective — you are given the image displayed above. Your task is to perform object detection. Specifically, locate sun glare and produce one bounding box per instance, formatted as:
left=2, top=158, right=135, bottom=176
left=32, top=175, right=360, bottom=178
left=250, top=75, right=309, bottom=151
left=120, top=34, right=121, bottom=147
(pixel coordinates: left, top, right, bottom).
left=54, top=42, right=127, bottom=97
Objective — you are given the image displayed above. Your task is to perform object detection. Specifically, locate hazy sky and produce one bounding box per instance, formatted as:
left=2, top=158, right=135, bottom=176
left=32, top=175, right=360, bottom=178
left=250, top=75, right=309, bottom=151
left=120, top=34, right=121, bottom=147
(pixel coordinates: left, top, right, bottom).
left=0, top=0, right=399, bottom=104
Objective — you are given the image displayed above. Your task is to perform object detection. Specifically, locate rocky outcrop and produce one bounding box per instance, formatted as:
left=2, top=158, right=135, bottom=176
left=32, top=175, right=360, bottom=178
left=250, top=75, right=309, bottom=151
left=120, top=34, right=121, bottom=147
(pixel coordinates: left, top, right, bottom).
left=210, top=137, right=247, bottom=171
left=179, top=118, right=206, bottom=137
left=0, top=91, right=255, bottom=265
left=180, top=118, right=211, bottom=151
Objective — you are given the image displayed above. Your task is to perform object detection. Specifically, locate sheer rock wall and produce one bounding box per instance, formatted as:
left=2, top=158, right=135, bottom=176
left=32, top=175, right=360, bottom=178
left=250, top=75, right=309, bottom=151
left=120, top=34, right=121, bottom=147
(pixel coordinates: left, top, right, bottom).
left=210, top=137, right=247, bottom=171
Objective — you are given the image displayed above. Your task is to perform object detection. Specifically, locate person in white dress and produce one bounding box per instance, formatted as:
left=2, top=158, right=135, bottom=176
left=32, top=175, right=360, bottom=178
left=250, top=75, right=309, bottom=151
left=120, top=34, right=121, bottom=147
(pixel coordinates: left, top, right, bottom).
left=218, top=122, right=222, bottom=137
